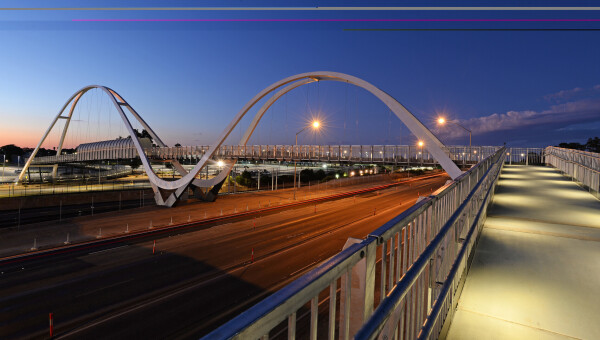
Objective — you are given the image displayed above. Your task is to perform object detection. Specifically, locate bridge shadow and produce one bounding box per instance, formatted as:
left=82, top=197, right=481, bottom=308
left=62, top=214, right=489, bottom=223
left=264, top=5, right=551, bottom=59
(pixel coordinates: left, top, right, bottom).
left=1, top=238, right=274, bottom=340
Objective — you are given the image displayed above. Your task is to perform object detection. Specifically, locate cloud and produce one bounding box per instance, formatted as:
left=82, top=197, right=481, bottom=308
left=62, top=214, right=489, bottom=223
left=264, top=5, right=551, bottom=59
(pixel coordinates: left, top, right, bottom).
left=594, top=84, right=600, bottom=91
left=437, top=98, right=600, bottom=138
left=544, top=87, right=583, bottom=101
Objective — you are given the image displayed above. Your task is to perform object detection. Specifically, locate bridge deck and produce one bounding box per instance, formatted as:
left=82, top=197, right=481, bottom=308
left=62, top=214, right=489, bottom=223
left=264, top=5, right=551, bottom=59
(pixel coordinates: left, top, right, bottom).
left=446, top=165, right=600, bottom=340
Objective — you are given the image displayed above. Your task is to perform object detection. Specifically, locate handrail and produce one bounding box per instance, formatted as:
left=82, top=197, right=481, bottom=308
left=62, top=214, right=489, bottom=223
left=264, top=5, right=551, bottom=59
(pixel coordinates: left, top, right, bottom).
left=417, top=158, right=500, bottom=340
left=354, top=148, right=504, bottom=339
left=205, top=241, right=370, bottom=339
left=29, top=144, right=502, bottom=165
left=202, top=147, right=506, bottom=340
left=545, top=146, right=599, bottom=197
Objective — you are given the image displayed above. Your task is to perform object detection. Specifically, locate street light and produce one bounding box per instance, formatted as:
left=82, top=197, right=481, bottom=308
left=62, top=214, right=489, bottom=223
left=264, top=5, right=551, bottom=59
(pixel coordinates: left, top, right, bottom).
left=417, top=141, right=424, bottom=166
left=437, top=116, right=472, bottom=159
left=294, top=120, right=320, bottom=199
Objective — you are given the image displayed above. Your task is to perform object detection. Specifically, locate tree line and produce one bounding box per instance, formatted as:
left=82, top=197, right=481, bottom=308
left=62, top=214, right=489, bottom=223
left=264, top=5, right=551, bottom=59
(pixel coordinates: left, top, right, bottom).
left=557, top=137, right=599, bottom=153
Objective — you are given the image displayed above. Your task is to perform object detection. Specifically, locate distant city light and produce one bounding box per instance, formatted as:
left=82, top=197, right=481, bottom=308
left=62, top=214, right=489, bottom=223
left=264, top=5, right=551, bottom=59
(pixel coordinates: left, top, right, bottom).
left=323, top=164, right=327, bottom=168
left=335, top=174, right=340, bottom=179
left=217, top=160, right=224, bottom=167
left=350, top=171, right=355, bottom=176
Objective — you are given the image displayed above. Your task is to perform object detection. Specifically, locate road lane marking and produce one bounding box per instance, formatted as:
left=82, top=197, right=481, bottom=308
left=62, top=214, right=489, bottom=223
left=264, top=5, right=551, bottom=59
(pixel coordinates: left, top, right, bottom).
left=87, top=245, right=129, bottom=256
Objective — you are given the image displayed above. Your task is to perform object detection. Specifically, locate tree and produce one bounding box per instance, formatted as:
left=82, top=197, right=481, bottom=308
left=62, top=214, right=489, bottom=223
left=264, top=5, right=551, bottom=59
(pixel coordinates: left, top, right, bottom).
left=129, top=158, right=142, bottom=170
left=235, top=170, right=254, bottom=187
left=557, top=137, right=600, bottom=153
left=585, top=137, right=600, bottom=153
left=0, top=144, right=24, bottom=161
left=174, top=143, right=182, bottom=147
left=131, top=129, right=154, bottom=142
left=557, top=142, right=584, bottom=150
left=300, top=169, right=315, bottom=182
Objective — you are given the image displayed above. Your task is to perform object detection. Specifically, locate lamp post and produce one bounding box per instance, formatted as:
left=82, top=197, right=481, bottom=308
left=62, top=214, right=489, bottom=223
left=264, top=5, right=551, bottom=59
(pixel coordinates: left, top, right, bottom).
left=437, top=117, right=472, bottom=160
left=417, top=141, right=424, bottom=167
left=294, top=120, right=320, bottom=200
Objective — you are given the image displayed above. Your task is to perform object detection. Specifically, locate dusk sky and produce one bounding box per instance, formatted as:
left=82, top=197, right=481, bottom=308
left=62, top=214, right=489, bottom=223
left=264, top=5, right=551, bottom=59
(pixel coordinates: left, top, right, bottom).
left=1, top=1, right=600, bottom=149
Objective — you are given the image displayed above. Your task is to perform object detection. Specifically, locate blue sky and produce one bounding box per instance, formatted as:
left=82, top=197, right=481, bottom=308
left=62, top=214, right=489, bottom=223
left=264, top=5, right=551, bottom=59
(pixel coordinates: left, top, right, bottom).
left=1, top=1, right=599, bottom=148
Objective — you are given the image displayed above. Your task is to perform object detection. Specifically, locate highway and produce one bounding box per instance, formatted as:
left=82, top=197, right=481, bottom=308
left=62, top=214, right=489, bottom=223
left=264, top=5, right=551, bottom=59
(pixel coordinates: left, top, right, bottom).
left=0, top=175, right=448, bottom=339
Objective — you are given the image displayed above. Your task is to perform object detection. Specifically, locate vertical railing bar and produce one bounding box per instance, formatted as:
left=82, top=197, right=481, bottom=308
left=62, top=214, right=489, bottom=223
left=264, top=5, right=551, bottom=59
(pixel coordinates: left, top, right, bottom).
left=389, top=236, right=395, bottom=292
left=329, top=280, right=336, bottom=340
left=287, top=312, right=296, bottom=340
left=342, top=270, right=351, bottom=340
left=395, top=232, right=401, bottom=283
left=402, top=227, right=407, bottom=278
left=399, top=299, right=406, bottom=340
left=407, top=223, right=414, bottom=339
left=310, top=295, right=318, bottom=340
left=381, top=240, right=387, bottom=303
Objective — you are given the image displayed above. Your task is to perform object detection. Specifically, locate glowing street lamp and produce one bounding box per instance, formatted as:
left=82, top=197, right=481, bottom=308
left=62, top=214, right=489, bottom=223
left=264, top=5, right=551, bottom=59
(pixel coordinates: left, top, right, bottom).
left=437, top=116, right=472, bottom=157
left=417, top=141, right=424, bottom=166
left=294, top=120, right=320, bottom=199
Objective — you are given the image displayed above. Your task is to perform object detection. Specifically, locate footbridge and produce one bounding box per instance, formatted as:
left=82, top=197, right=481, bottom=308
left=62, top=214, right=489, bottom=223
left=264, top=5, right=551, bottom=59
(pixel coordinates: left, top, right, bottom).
left=19, top=71, right=476, bottom=207
left=205, top=146, right=600, bottom=340
left=29, top=143, right=504, bottom=166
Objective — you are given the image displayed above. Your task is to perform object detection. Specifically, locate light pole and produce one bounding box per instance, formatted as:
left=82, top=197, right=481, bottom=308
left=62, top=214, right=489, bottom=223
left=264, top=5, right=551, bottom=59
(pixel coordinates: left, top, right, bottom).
left=2, top=154, right=5, bottom=180
left=437, top=117, right=472, bottom=159
left=418, top=141, right=424, bottom=167
left=294, top=120, right=320, bottom=200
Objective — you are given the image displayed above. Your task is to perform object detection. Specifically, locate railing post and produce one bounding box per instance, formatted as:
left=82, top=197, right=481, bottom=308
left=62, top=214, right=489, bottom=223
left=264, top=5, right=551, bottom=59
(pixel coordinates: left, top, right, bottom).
left=363, top=238, right=377, bottom=321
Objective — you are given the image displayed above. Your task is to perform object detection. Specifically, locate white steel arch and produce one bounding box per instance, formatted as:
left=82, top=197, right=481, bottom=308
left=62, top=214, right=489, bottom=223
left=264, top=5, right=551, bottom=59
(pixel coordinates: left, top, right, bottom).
left=20, top=72, right=462, bottom=207
left=16, top=85, right=234, bottom=205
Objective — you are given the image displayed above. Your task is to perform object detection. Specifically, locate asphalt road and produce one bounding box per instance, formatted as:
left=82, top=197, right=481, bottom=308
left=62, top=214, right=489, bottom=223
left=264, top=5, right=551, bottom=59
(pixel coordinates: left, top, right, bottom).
left=0, top=175, right=448, bottom=340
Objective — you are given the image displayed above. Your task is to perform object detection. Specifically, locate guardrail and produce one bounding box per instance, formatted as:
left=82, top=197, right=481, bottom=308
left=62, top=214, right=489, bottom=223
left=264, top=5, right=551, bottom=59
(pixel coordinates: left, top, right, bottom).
left=204, top=147, right=505, bottom=340
left=545, top=146, right=600, bottom=198
left=504, top=147, right=544, bottom=165
left=30, top=145, right=501, bottom=166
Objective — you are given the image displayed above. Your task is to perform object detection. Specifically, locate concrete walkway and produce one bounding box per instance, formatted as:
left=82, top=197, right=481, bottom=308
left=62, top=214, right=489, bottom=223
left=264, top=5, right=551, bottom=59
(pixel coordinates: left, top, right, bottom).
left=446, top=165, right=600, bottom=340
